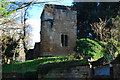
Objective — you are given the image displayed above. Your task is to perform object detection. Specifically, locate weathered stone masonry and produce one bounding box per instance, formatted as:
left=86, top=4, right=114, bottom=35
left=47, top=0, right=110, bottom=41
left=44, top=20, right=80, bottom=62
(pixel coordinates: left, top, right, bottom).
left=37, top=4, right=77, bottom=56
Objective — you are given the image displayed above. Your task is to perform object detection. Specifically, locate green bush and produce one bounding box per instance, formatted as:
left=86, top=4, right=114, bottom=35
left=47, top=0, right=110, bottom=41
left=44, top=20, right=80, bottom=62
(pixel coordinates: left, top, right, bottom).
left=98, top=39, right=120, bottom=61
left=74, top=38, right=104, bottom=61
left=74, top=38, right=120, bottom=61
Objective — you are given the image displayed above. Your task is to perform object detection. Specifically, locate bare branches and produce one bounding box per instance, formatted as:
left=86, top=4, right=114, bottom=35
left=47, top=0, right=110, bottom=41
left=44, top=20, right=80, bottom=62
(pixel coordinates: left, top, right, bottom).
left=7, top=0, right=61, bottom=12
left=90, top=18, right=107, bottom=41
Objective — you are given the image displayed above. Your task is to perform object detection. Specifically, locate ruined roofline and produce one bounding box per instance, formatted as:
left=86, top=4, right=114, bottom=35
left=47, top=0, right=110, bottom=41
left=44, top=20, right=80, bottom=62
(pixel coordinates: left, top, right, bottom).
left=44, top=4, right=75, bottom=10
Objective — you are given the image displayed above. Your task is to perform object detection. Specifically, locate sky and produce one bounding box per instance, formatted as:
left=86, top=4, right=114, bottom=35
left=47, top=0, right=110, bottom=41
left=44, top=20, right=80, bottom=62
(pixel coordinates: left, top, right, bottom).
left=25, top=0, right=73, bottom=49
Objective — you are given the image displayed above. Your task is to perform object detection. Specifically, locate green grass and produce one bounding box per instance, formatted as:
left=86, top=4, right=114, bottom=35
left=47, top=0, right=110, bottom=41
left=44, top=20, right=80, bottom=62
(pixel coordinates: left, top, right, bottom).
left=2, top=56, right=88, bottom=73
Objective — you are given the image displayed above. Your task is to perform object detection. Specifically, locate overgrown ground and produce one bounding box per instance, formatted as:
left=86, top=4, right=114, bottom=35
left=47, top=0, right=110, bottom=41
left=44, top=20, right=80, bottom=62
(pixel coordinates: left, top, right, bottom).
left=2, top=57, right=88, bottom=73
left=3, top=39, right=120, bottom=74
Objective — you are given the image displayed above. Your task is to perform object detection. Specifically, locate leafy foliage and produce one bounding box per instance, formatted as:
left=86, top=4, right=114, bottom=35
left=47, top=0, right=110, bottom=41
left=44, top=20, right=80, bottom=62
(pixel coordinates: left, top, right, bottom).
left=0, top=0, right=13, bottom=17
left=74, top=38, right=103, bottom=60
left=99, top=39, right=120, bottom=61
left=74, top=38, right=120, bottom=61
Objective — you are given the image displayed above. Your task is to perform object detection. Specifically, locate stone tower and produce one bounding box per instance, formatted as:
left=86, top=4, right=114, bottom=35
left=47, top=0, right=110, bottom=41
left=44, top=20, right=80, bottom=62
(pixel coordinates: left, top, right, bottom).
left=40, top=4, right=77, bottom=56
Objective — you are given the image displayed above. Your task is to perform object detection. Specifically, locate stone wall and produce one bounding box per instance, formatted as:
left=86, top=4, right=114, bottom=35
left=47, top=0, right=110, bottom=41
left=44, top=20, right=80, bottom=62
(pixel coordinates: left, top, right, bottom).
left=26, top=49, right=34, bottom=60
left=39, top=4, right=77, bottom=56
left=2, top=65, right=91, bottom=80
left=2, top=60, right=91, bottom=80
left=38, top=65, right=92, bottom=80
left=113, top=64, right=120, bottom=80
left=33, top=42, right=41, bottom=58
left=26, top=42, right=41, bottom=60
left=2, top=72, right=37, bottom=80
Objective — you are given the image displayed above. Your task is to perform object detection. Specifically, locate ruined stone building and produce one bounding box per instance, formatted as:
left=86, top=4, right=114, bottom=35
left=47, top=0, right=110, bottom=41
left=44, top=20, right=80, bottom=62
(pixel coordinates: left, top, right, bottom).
left=30, top=4, right=77, bottom=58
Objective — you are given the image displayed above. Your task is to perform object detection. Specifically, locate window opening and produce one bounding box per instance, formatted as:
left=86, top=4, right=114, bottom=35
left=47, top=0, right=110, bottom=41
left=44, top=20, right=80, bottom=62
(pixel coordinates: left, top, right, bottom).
left=61, top=34, right=68, bottom=47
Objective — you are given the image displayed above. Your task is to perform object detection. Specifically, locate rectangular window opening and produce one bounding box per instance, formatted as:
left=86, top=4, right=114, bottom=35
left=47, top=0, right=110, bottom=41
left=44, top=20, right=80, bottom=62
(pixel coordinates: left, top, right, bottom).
left=61, top=34, right=68, bottom=47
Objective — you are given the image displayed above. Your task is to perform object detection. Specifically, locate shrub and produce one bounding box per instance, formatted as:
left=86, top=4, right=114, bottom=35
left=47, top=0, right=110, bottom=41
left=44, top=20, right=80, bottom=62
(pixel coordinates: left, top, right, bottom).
left=98, top=39, right=120, bottom=61
left=74, top=38, right=104, bottom=61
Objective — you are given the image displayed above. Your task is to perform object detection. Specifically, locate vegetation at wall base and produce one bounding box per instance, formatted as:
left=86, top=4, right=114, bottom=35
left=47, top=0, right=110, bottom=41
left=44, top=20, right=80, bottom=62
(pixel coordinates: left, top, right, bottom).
left=3, top=38, right=119, bottom=74
left=2, top=56, right=88, bottom=73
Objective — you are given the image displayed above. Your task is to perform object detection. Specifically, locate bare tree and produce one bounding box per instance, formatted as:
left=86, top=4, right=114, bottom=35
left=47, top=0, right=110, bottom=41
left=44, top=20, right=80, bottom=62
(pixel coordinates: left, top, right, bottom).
left=0, top=0, right=61, bottom=63
left=90, top=18, right=108, bottom=41
left=90, top=17, right=120, bottom=60
left=0, top=21, right=23, bottom=63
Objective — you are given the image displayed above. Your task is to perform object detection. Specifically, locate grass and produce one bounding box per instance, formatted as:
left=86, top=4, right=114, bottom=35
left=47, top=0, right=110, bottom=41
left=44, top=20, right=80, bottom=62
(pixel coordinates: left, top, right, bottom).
left=2, top=56, right=88, bottom=73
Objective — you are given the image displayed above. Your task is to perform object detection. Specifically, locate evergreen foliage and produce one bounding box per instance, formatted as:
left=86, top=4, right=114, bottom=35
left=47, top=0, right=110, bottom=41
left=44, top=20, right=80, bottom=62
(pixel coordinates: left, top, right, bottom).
left=74, top=38, right=120, bottom=61
left=74, top=38, right=103, bottom=61
left=99, top=39, right=120, bottom=61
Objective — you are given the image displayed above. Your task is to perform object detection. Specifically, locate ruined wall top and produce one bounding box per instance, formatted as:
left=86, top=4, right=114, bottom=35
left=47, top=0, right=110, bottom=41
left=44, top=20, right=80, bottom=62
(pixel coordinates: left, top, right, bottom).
left=44, top=4, right=75, bottom=11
